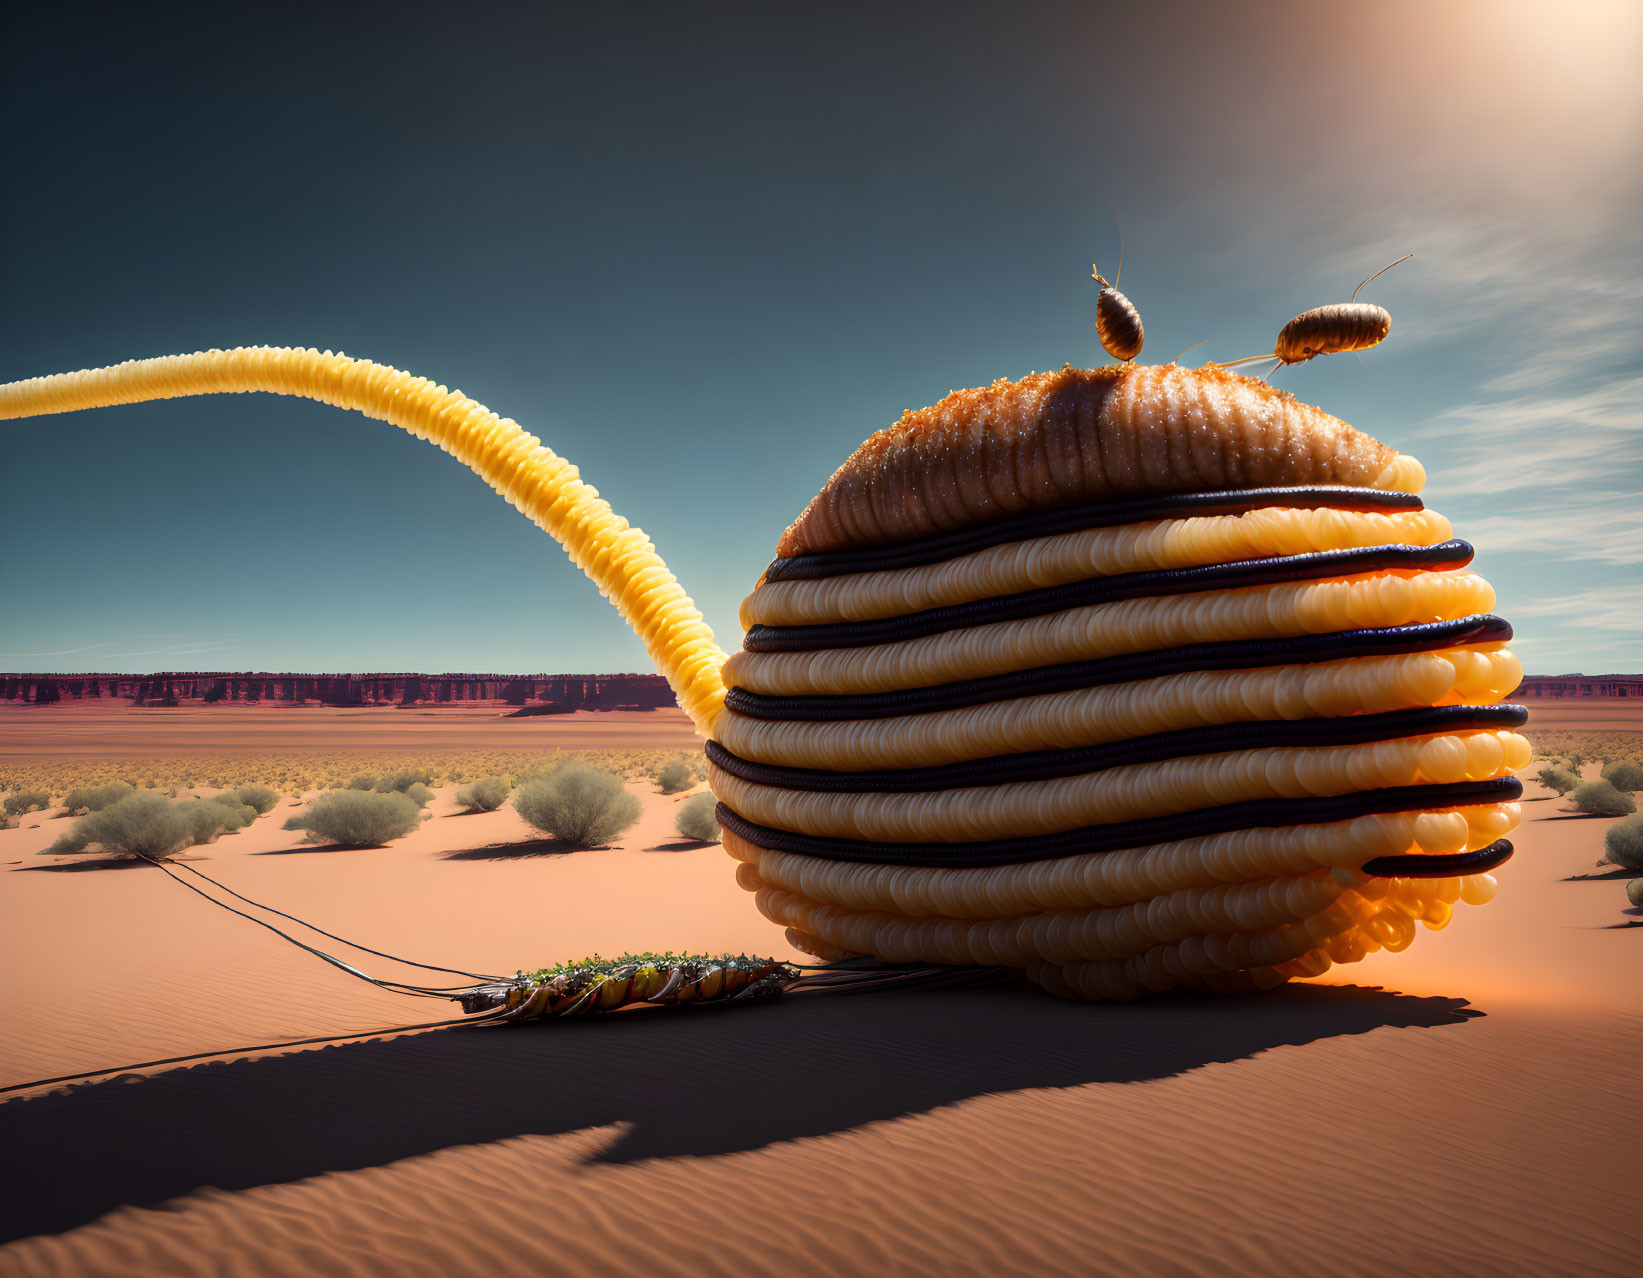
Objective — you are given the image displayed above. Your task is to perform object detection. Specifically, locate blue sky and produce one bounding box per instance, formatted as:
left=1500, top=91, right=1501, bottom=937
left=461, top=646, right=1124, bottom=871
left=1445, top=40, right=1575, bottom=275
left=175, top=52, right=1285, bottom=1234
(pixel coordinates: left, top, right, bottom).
left=3, top=1, right=1639, bottom=676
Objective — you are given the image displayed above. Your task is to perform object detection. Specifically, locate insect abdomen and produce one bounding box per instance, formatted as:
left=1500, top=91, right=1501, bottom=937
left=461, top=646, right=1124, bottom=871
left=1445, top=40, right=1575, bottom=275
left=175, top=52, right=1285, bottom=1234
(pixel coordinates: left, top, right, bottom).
left=1096, top=288, right=1145, bottom=362
left=1275, top=303, right=1391, bottom=364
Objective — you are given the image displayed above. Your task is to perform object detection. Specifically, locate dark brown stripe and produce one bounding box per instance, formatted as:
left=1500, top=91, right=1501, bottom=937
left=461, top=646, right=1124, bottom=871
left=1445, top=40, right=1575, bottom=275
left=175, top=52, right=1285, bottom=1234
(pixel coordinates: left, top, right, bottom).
left=762, top=486, right=1427, bottom=583
left=716, top=777, right=1524, bottom=868
left=724, top=615, right=1515, bottom=722
left=706, top=704, right=1527, bottom=792
left=1360, top=840, right=1513, bottom=878
left=745, top=541, right=1473, bottom=652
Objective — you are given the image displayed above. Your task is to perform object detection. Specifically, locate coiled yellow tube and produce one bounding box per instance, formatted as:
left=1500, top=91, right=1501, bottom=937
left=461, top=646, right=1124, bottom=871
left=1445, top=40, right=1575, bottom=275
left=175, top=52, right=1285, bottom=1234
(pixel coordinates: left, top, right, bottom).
left=722, top=570, right=1497, bottom=696
left=709, top=730, right=1528, bottom=843
left=723, top=802, right=1519, bottom=918
left=715, top=645, right=1522, bottom=771
left=743, top=506, right=1457, bottom=627
left=0, top=348, right=729, bottom=732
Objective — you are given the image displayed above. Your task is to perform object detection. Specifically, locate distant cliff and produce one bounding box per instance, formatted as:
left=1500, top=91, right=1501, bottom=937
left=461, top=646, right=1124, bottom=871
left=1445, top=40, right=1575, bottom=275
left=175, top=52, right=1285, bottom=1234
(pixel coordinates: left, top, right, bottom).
left=1513, top=675, right=1643, bottom=700
left=1, top=672, right=679, bottom=712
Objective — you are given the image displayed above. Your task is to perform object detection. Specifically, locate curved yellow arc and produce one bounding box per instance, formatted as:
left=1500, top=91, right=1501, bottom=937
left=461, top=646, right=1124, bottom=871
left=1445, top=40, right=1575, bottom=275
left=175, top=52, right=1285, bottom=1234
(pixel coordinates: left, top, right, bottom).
left=0, top=346, right=728, bottom=733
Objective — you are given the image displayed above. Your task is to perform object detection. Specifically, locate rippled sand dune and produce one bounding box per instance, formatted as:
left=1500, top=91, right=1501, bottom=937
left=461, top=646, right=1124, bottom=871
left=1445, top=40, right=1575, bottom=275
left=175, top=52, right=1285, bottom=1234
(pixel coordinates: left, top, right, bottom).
left=0, top=714, right=1638, bottom=1276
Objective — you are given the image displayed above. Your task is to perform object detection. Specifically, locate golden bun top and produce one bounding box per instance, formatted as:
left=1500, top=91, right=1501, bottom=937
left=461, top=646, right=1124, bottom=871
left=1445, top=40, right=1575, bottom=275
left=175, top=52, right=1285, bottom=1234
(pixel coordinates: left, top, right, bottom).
left=775, top=363, right=1421, bottom=559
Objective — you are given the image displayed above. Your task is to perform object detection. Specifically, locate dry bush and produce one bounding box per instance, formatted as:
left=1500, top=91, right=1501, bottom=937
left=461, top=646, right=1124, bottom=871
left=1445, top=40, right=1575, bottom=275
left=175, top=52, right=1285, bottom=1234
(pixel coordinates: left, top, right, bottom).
left=179, top=796, right=258, bottom=844
left=513, top=765, right=641, bottom=848
left=656, top=759, right=695, bottom=794
left=5, top=747, right=710, bottom=810
left=44, top=794, right=193, bottom=859
left=3, top=790, right=51, bottom=817
left=674, top=791, right=721, bottom=842
left=1572, top=779, right=1637, bottom=817
left=62, top=783, right=135, bottom=815
left=1599, top=760, right=1643, bottom=792
left=1527, top=732, right=1643, bottom=769
left=404, top=782, right=435, bottom=807
left=1535, top=766, right=1579, bottom=796
left=1602, top=814, right=1643, bottom=873
left=223, top=785, right=280, bottom=815
left=282, top=791, right=422, bottom=846
left=376, top=768, right=435, bottom=794
left=456, top=776, right=511, bottom=812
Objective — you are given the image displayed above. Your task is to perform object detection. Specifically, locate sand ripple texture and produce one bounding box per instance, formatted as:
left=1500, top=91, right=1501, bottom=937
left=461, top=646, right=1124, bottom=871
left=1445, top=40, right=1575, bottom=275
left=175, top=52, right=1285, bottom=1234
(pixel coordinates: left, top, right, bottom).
left=0, top=767, right=1639, bottom=1276
left=0, top=1008, right=1636, bottom=1278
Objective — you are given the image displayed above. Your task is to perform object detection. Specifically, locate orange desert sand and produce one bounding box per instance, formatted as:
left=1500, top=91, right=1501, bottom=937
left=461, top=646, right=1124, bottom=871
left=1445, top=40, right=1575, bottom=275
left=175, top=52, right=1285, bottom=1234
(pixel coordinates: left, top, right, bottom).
left=1, top=705, right=1639, bottom=1276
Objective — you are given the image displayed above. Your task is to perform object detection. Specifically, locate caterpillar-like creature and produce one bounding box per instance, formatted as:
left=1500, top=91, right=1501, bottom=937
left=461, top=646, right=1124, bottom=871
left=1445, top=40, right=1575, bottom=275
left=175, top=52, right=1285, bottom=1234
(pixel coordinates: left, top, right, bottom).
left=458, top=953, right=802, bottom=1019
left=0, top=344, right=1522, bottom=1003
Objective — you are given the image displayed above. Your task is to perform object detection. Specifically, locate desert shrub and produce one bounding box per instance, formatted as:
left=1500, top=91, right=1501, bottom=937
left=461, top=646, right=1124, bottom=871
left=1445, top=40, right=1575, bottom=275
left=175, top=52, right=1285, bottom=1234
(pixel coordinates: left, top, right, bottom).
left=674, top=791, right=721, bottom=842
left=282, top=790, right=421, bottom=846
left=656, top=759, right=695, bottom=794
left=178, top=797, right=258, bottom=844
left=44, top=793, right=193, bottom=859
left=1602, top=814, right=1643, bottom=872
left=1599, top=760, right=1643, bottom=792
left=404, top=781, right=435, bottom=807
left=3, top=790, right=51, bottom=817
left=1572, top=779, right=1637, bottom=817
left=375, top=768, right=435, bottom=794
left=345, top=773, right=378, bottom=791
left=222, top=785, right=280, bottom=815
left=513, top=765, right=641, bottom=848
left=455, top=776, right=511, bottom=812
left=1, top=815, right=17, bottom=830
left=1535, top=766, right=1579, bottom=796
left=62, top=782, right=135, bottom=815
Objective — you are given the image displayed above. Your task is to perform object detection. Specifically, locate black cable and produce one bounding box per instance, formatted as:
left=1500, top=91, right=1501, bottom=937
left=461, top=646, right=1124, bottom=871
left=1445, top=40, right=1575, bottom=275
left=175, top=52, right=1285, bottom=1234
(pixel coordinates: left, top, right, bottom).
left=744, top=542, right=1475, bottom=652
left=760, top=486, right=1427, bottom=582
left=717, top=777, right=1524, bottom=868
left=165, top=857, right=503, bottom=982
left=0, top=1007, right=513, bottom=1098
left=724, top=615, right=1515, bottom=722
left=706, top=704, right=1528, bottom=793
left=134, top=855, right=475, bottom=997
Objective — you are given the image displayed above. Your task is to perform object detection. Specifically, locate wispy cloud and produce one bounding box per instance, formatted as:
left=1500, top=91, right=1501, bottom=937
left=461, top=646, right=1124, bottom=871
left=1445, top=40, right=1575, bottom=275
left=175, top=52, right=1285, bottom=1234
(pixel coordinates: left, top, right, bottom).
left=1509, top=585, right=1643, bottom=634
left=0, top=637, right=236, bottom=666
left=101, top=641, right=235, bottom=661
left=1338, top=206, right=1643, bottom=671
left=0, top=640, right=114, bottom=658
left=1331, top=201, right=1643, bottom=376
left=1459, top=506, right=1643, bottom=566
left=1418, top=377, right=1643, bottom=502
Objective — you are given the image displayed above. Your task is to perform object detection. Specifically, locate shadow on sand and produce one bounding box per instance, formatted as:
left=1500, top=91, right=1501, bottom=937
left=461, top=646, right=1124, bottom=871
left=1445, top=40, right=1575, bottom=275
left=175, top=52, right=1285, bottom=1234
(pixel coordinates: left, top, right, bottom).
left=14, top=854, right=214, bottom=874
left=0, top=981, right=1477, bottom=1243
left=251, top=843, right=390, bottom=856
left=440, top=838, right=591, bottom=861
left=14, top=857, right=155, bottom=873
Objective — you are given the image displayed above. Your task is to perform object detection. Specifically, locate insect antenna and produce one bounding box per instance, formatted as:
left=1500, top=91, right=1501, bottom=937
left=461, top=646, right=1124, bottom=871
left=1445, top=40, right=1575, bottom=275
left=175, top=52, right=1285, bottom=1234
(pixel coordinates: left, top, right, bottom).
left=1174, top=339, right=1209, bottom=364
left=1351, top=252, right=1413, bottom=302
left=1110, top=206, right=1125, bottom=287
